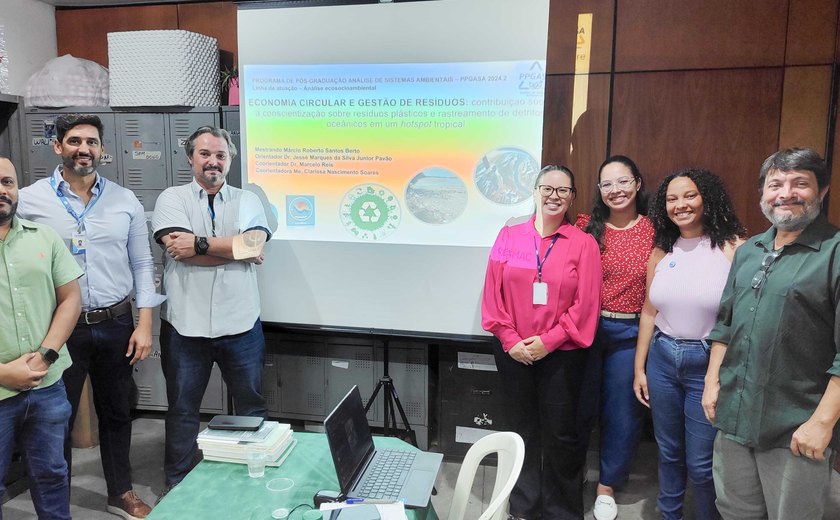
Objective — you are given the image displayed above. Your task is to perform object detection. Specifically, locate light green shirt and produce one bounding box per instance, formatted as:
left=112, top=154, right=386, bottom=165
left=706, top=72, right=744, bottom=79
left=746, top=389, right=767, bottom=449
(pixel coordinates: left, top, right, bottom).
left=0, top=216, right=83, bottom=400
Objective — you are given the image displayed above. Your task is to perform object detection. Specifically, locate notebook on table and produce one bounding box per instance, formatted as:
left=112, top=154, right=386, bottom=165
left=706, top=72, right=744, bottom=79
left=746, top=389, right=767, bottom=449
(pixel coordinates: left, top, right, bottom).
left=324, top=386, right=443, bottom=509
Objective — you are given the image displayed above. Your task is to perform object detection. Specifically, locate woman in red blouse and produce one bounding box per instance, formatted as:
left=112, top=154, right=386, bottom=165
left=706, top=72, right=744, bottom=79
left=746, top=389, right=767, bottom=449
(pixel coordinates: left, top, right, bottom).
left=482, top=165, right=602, bottom=520
left=576, top=156, right=654, bottom=520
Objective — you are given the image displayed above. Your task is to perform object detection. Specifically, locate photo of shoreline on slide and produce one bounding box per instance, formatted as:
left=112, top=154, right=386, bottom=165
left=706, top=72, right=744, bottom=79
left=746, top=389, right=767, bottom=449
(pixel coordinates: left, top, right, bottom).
left=473, top=147, right=540, bottom=205
left=405, top=167, right=468, bottom=225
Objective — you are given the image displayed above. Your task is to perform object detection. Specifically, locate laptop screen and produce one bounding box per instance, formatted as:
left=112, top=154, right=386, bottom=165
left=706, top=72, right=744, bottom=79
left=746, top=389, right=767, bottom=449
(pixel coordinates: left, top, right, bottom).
left=324, top=386, right=376, bottom=494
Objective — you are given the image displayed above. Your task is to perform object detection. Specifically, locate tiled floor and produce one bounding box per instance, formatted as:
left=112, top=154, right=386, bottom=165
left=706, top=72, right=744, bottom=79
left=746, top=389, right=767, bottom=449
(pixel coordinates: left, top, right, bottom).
left=3, top=417, right=840, bottom=519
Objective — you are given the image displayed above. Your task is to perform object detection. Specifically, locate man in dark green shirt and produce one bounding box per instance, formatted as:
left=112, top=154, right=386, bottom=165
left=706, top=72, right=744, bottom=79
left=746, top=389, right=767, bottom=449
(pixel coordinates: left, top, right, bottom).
left=704, top=148, right=840, bottom=520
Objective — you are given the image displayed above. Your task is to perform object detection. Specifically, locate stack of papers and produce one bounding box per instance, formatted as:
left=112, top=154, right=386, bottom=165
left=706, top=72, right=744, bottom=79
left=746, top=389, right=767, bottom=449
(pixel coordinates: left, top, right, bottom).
left=197, top=421, right=296, bottom=466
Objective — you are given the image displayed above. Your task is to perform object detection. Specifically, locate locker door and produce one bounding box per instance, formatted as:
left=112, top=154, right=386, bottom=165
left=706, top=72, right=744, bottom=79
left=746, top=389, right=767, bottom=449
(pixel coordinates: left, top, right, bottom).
left=221, top=106, right=241, bottom=188
left=168, top=111, right=221, bottom=186
left=117, top=113, right=169, bottom=190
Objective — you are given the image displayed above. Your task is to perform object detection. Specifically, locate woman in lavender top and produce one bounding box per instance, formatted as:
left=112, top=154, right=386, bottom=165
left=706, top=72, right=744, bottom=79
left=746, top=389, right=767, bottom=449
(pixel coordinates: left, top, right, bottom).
left=633, top=169, right=746, bottom=520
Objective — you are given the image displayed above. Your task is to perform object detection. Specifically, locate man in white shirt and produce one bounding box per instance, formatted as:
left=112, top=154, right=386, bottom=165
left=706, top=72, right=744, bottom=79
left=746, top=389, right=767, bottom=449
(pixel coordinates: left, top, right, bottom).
left=151, top=126, right=270, bottom=498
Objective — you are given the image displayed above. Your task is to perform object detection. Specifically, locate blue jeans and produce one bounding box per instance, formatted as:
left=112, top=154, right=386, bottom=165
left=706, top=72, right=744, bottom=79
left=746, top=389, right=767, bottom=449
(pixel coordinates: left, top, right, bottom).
left=0, top=380, right=72, bottom=520
left=160, top=319, right=266, bottom=486
left=63, top=312, right=136, bottom=496
left=598, top=317, right=645, bottom=488
left=647, top=330, right=719, bottom=520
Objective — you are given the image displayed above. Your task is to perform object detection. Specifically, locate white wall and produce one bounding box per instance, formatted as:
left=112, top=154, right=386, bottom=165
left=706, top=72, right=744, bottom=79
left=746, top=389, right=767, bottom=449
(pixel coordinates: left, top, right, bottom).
left=1, top=0, right=57, bottom=95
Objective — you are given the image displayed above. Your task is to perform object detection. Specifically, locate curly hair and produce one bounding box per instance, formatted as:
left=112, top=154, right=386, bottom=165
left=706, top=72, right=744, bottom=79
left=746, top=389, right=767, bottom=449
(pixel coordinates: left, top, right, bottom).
left=649, top=168, right=746, bottom=252
left=584, top=155, right=649, bottom=252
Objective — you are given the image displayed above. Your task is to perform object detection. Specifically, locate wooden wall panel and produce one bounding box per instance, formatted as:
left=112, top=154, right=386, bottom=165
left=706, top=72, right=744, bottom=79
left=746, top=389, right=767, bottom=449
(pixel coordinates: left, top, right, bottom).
left=779, top=66, right=832, bottom=153
left=542, top=73, right=611, bottom=218
left=546, top=0, right=614, bottom=74
left=615, top=0, right=787, bottom=72
left=56, top=5, right=179, bottom=68
left=828, top=99, right=840, bottom=225
left=786, top=0, right=839, bottom=65
left=178, top=2, right=239, bottom=70
left=827, top=21, right=840, bottom=226
left=611, top=69, right=784, bottom=234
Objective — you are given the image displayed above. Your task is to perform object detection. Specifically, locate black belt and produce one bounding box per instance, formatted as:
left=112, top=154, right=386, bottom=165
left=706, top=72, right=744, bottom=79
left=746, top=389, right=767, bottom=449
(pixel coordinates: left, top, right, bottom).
left=78, top=298, right=132, bottom=325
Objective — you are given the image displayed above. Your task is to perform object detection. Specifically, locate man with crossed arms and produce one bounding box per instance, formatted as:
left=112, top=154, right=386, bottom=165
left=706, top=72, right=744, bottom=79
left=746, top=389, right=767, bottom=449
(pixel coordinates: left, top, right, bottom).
left=151, top=126, right=270, bottom=499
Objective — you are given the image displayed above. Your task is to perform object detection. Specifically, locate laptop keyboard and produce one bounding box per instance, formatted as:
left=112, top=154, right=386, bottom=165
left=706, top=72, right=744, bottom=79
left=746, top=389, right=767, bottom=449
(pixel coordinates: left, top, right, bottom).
left=358, top=449, right=416, bottom=499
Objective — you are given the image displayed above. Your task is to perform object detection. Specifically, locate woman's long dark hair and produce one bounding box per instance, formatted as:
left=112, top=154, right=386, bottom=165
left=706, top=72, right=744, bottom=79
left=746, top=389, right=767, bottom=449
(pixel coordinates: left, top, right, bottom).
left=649, top=168, right=747, bottom=252
left=584, top=155, right=649, bottom=252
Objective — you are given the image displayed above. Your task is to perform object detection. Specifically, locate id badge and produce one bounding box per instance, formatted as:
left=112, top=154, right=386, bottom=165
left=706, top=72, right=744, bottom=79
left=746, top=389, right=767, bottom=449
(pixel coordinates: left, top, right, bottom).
left=71, top=232, right=87, bottom=254
left=533, top=282, right=548, bottom=305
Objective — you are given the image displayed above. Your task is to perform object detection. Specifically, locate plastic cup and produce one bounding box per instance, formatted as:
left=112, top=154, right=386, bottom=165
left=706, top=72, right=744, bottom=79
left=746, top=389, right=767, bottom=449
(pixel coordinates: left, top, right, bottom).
left=246, top=451, right=266, bottom=478
left=266, top=477, right=295, bottom=518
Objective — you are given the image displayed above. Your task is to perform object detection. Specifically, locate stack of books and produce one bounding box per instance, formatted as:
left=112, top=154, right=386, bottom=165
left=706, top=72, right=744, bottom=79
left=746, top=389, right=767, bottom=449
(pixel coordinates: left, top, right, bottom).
left=197, top=421, right=297, bottom=466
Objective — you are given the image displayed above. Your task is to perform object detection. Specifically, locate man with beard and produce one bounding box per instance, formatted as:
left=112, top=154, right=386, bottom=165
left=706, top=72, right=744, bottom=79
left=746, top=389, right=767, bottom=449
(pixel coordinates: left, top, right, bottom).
left=151, top=126, right=270, bottom=500
left=702, top=148, right=840, bottom=520
left=0, top=157, right=82, bottom=519
left=18, top=114, right=163, bottom=519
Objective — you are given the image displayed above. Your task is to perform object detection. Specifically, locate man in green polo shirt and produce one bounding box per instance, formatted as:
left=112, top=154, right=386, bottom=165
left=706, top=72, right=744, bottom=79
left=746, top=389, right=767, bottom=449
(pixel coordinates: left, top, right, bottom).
left=703, top=148, right=840, bottom=520
left=0, top=157, right=83, bottom=520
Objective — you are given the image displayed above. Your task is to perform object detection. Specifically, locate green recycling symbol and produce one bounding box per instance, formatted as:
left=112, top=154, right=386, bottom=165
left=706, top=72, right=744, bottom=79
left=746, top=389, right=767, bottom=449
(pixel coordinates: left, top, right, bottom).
left=339, top=183, right=401, bottom=241
left=351, top=194, right=387, bottom=231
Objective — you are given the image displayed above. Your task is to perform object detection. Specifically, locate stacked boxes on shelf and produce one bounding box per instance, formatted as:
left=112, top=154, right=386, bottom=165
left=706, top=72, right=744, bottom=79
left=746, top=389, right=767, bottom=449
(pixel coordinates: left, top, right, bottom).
left=108, top=30, right=220, bottom=106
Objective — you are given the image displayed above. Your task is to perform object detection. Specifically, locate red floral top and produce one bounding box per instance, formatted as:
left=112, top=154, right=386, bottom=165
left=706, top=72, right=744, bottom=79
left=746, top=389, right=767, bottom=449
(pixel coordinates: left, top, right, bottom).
left=575, top=213, right=654, bottom=313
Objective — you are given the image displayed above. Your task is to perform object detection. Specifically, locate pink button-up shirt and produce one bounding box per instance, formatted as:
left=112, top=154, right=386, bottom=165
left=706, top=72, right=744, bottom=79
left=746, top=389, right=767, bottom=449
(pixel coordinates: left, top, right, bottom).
left=481, top=215, right=602, bottom=352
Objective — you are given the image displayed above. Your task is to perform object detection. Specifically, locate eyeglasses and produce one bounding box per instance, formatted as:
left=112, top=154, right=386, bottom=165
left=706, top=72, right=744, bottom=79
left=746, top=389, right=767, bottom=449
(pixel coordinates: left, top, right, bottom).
left=598, top=177, right=636, bottom=193
left=751, top=250, right=781, bottom=290
left=537, top=185, right=575, bottom=198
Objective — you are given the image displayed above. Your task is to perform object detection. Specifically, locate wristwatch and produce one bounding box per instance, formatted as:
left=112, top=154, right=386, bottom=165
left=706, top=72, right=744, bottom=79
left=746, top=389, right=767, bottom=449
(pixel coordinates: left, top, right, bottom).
left=38, top=346, right=59, bottom=366
left=195, top=236, right=210, bottom=256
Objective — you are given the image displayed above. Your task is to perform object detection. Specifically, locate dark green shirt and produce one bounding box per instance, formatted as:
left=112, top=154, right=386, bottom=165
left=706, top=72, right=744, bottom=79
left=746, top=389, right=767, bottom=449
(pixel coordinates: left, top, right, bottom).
left=708, top=215, right=840, bottom=449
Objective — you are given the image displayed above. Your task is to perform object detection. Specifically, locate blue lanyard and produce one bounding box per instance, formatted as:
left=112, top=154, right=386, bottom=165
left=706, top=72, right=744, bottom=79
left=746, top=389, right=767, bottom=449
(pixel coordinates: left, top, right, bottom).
left=207, top=201, right=217, bottom=237
left=533, top=234, right=560, bottom=283
left=49, top=174, right=105, bottom=231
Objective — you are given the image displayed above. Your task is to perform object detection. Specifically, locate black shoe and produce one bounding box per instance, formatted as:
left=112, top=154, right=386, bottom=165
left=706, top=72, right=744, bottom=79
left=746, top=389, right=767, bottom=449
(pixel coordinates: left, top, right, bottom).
left=154, top=483, right=176, bottom=506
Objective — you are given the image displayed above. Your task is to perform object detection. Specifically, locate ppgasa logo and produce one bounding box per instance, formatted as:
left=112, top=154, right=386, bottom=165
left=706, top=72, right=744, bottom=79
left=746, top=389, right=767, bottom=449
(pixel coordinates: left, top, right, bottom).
left=339, top=184, right=401, bottom=241
left=286, top=195, right=315, bottom=226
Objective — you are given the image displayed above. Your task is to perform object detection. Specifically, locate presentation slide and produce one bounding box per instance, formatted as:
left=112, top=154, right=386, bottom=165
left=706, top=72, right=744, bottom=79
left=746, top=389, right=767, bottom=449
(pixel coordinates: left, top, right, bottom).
left=244, top=60, right=545, bottom=246
left=238, top=0, right=551, bottom=337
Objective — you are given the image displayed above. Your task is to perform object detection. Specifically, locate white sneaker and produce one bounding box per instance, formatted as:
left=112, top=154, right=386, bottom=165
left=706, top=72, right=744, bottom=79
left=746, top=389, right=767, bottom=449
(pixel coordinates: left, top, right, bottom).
left=593, top=494, right=618, bottom=520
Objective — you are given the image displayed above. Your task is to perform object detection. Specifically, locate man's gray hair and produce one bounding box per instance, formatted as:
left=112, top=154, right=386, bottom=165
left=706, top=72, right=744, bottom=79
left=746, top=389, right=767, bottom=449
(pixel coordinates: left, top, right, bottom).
left=759, top=148, right=828, bottom=191
left=185, top=126, right=238, bottom=159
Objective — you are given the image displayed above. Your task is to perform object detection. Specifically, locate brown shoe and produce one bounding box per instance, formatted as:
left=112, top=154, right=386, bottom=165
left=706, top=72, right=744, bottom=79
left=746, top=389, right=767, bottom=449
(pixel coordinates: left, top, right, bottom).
left=107, top=490, right=152, bottom=520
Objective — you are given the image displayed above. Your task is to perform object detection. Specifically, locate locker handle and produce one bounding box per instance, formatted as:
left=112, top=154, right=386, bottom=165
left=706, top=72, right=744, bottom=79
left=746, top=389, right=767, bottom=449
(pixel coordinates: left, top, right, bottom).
left=471, top=389, right=491, bottom=396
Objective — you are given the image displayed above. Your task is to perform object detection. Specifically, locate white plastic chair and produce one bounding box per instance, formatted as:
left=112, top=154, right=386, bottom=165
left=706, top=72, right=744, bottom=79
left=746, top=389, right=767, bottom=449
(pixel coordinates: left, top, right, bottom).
left=447, top=431, right=525, bottom=520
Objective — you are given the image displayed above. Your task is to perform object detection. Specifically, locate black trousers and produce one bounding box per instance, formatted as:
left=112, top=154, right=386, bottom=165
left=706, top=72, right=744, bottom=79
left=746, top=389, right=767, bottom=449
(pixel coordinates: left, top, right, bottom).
left=63, top=313, right=136, bottom=497
left=494, top=343, right=589, bottom=520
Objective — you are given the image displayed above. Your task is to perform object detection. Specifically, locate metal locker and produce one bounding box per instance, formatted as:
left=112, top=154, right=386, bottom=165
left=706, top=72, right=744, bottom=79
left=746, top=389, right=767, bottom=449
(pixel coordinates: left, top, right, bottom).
left=117, top=113, right=169, bottom=190
left=277, top=340, right=326, bottom=416
left=133, top=190, right=162, bottom=212
left=23, top=108, right=119, bottom=186
left=168, top=110, right=220, bottom=186
left=221, top=106, right=241, bottom=188
left=325, top=341, right=376, bottom=420
left=262, top=353, right=280, bottom=414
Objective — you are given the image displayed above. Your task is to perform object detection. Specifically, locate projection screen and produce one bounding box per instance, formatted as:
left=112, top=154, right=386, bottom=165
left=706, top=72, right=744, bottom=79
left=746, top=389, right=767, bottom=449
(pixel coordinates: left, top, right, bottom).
left=238, top=0, right=550, bottom=337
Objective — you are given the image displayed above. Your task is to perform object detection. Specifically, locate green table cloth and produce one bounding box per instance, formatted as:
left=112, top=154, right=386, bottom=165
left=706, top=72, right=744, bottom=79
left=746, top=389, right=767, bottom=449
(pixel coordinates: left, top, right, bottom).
left=148, top=431, right=440, bottom=520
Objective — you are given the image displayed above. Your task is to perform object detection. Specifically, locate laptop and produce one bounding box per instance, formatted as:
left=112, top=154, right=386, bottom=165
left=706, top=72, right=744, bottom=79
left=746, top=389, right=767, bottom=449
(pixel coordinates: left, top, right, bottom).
left=324, top=386, right=443, bottom=508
